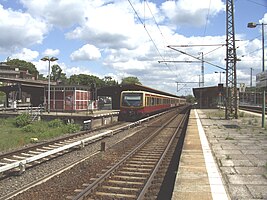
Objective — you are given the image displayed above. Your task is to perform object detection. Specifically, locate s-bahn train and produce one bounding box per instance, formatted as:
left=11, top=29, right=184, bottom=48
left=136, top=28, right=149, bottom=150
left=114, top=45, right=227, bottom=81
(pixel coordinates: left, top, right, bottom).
left=119, top=90, right=186, bottom=121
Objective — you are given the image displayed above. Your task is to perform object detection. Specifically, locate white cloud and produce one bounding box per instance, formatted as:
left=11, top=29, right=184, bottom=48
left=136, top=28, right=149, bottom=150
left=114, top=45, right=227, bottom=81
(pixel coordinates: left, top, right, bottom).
left=70, top=44, right=101, bottom=61
left=66, top=1, right=147, bottom=50
left=0, top=5, right=48, bottom=53
left=161, top=0, right=225, bottom=27
left=43, top=49, right=60, bottom=57
left=0, top=0, right=264, bottom=96
left=11, top=48, right=39, bottom=61
left=260, top=13, right=267, bottom=24
left=20, top=0, right=86, bottom=28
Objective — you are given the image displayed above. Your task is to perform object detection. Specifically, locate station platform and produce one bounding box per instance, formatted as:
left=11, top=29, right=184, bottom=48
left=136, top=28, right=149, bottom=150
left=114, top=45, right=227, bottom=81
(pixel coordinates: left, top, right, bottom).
left=172, top=109, right=267, bottom=200
left=0, top=109, right=120, bottom=129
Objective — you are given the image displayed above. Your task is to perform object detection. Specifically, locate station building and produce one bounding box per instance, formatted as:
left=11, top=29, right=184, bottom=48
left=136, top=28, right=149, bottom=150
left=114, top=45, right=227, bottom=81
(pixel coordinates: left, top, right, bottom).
left=193, top=84, right=266, bottom=108
left=45, top=85, right=93, bottom=112
left=193, top=85, right=225, bottom=108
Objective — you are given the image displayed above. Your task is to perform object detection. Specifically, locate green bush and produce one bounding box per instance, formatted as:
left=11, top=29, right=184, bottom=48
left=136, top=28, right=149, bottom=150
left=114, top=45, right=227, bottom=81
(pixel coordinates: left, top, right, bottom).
left=15, top=113, right=31, bottom=127
left=22, top=124, right=35, bottom=133
left=65, top=123, right=80, bottom=133
left=48, top=119, right=63, bottom=128
left=239, top=111, right=245, bottom=117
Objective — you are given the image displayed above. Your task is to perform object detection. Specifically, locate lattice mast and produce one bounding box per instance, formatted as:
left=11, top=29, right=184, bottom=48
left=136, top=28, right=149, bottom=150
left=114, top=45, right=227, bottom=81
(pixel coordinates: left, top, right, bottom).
left=225, top=0, right=238, bottom=119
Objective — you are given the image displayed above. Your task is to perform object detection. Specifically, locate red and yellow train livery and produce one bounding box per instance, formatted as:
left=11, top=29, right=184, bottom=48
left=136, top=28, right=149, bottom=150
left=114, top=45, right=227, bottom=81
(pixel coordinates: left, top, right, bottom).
left=119, top=90, right=186, bottom=121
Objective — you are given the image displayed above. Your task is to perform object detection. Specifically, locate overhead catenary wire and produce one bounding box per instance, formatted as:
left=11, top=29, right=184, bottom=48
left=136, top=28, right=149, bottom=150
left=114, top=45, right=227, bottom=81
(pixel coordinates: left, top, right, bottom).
left=167, top=45, right=225, bottom=71
left=245, top=0, right=267, bottom=8
left=203, top=0, right=212, bottom=37
left=127, top=0, right=163, bottom=60
left=127, top=0, right=176, bottom=74
left=144, top=0, right=189, bottom=81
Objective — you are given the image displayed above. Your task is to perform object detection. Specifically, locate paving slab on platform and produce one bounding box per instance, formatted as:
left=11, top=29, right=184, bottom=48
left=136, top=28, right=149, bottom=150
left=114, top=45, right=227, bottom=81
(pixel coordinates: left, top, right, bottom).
left=196, top=109, right=267, bottom=200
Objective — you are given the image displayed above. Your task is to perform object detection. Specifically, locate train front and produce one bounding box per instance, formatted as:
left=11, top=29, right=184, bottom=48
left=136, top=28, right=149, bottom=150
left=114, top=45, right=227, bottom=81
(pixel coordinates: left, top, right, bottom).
left=119, top=91, right=144, bottom=121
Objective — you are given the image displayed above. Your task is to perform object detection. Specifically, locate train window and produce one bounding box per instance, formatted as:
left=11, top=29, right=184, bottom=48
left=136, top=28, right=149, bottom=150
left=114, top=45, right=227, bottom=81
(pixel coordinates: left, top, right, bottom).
left=147, top=97, right=150, bottom=106
left=121, top=93, right=143, bottom=107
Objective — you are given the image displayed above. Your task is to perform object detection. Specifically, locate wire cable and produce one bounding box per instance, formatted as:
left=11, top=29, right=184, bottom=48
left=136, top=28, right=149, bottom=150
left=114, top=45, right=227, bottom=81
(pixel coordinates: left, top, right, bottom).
left=127, top=0, right=176, bottom=75
left=203, top=0, right=212, bottom=37
left=245, top=0, right=267, bottom=7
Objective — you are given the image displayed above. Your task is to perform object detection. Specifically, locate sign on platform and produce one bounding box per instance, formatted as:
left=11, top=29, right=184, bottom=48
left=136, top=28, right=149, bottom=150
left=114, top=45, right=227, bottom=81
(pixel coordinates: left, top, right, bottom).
left=239, top=83, right=246, bottom=92
left=256, top=71, right=267, bottom=88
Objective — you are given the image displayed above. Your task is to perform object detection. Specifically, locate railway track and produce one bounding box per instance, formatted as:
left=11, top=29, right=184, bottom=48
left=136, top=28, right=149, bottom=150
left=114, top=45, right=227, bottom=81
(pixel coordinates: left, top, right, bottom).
left=70, top=107, right=189, bottom=199
left=1, top=108, right=189, bottom=199
left=239, top=105, right=266, bottom=114
left=0, top=121, right=129, bottom=176
left=0, top=107, right=186, bottom=176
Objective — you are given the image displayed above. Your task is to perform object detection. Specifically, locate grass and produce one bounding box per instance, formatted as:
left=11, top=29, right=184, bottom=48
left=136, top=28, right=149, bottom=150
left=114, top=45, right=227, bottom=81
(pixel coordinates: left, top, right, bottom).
left=205, top=109, right=225, bottom=119
left=225, top=136, right=234, bottom=140
left=0, top=117, right=80, bottom=152
left=225, top=133, right=234, bottom=140
left=239, top=111, right=245, bottom=117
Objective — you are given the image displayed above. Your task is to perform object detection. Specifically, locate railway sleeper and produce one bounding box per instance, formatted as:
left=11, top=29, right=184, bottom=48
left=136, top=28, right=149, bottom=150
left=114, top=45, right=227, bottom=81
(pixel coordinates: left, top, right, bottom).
left=121, top=167, right=151, bottom=172
left=101, top=185, right=139, bottom=192
left=93, top=191, right=137, bottom=199
left=131, top=156, right=159, bottom=161
left=124, top=163, right=154, bottom=168
left=118, top=170, right=150, bottom=176
left=140, top=152, right=164, bottom=157
left=116, top=170, right=149, bottom=177
left=112, top=175, right=147, bottom=181
left=105, top=179, right=144, bottom=186
left=128, top=160, right=156, bottom=165
left=95, top=186, right=139, bottom=197
left=136, top=150, right=164, bottom=154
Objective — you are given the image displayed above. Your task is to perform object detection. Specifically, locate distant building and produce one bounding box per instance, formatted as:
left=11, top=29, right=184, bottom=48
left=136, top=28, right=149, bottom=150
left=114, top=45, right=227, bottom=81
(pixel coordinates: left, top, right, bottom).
left=44, top=85, right=94, bottom=112
left=0, top=62, right=37, bottom=81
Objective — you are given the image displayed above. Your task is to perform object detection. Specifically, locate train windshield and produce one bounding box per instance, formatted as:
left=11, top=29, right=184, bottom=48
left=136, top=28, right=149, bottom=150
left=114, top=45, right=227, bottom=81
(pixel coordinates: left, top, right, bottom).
left=121, top=93, right=143, bottom=107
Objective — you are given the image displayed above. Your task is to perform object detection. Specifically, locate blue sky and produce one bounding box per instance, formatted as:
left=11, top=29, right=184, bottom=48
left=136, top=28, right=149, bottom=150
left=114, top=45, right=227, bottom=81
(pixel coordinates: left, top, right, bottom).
left=0, top=0, right=266, bottom=95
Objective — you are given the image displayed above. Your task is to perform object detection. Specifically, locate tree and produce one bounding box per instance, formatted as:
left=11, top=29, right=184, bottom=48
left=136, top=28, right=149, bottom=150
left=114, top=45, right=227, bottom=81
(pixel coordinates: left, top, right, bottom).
left=38, top=74, right=47, bottom=80
left=121, top=77, right=141, bottom=85
left=50, top=64, right=67, bottom=83
left=6, top=59, right=38, bottom=75
left=103, top=76, right=118, bottom=86
left=185, top=95, right=196, bottom=103
left=68, top=74, right=105, bottom=88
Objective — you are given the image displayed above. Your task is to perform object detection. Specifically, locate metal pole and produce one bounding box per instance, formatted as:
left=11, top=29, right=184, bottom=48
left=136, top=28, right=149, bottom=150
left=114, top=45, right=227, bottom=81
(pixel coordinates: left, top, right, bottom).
left=261, top=23, right=265, bottom=128
left=48, top=60, right=51, bottom=113
left=250, top=68, right=253, bottom=87
left=201, top=52, right=204, bottom=87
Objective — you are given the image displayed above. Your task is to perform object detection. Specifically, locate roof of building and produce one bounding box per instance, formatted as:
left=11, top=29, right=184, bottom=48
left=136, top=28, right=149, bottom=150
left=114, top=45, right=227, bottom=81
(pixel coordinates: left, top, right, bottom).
left=193, top=86, right=222, bottom=98
left=97, top=83, right=181, bottom=98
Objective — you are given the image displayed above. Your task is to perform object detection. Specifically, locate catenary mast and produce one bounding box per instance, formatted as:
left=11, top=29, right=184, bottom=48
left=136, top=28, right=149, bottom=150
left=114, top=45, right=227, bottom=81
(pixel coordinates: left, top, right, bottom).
left=225, top=0, right=238, bottom=119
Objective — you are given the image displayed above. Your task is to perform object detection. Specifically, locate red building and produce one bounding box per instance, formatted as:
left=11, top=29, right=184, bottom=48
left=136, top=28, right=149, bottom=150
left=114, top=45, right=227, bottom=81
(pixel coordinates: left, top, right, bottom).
left=45, top=85, right=94, bottom=112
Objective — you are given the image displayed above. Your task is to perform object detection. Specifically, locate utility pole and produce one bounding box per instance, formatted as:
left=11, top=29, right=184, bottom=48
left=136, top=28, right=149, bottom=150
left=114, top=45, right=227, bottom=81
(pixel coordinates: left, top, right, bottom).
left=225, top=0, right=238, bottom=119
left=199, top=52, right=204, bottom=87
left=250, top=68, right=253, bottom=87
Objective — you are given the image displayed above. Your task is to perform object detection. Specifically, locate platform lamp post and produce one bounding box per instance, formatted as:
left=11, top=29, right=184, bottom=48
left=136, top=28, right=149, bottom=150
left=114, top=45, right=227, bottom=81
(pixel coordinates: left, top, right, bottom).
left=215, top=71, right=226, bottom=84
left=40, top=56, right=58, bottom=113
left=247, top=22, right=266, bottom=128
left=215, top=71, right=226, bottom=107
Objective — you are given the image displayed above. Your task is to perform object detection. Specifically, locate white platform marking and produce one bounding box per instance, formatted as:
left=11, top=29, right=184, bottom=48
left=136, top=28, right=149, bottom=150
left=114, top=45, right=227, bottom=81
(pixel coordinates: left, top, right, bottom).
left=194, top=109, right=229, bottom=200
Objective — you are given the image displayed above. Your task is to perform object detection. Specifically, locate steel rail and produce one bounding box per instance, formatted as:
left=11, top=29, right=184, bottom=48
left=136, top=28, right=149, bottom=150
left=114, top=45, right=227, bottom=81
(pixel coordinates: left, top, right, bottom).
left=0, top=110, right=169, bottom=174
left=72, top=109, right=186, bottom=200
left=137, top=109, right=189, bottom=199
